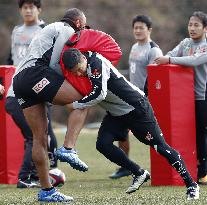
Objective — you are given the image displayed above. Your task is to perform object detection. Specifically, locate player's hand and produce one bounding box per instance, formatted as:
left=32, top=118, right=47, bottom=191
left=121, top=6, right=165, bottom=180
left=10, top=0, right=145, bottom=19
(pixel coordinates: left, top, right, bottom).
left=0, top=84, right=5, bottom=95
left=154, top=56, right=170, bottom=65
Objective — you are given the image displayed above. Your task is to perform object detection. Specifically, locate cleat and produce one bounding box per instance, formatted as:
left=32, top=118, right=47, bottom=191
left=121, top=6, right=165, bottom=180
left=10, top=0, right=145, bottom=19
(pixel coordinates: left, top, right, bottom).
left=126, top=170, right=150, bottom=194
left=109, top=167, right=131, bottom=179
left=17, top=178, right=40, bottom=188
left=38, top=188, right=73, bottom=203
left=55, top=146, right=88, bottom=172
left=186, top=183, right=199, bottom=200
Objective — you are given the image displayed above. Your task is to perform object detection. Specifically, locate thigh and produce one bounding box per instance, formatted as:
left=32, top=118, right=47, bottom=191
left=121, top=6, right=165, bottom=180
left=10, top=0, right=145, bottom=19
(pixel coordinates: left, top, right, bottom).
left=5, top=97, right=19, bottom=113
left=23, top=103, right=48, bottom=144
left=128, top=100, right=166, bottom=146
left=131, top=120, right=166, bottom=146
left=5, top=97, right=25, bottom=120
left=5, top=97, right=33, bottom=140
left=98, top=114, right=128, bottom=144
left=52, top=80, right=83, bottom=105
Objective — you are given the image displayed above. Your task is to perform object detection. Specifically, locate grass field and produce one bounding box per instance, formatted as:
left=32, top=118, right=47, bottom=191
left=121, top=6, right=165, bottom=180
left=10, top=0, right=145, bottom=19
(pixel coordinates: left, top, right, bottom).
left=0, top=128, right=206, bottom=205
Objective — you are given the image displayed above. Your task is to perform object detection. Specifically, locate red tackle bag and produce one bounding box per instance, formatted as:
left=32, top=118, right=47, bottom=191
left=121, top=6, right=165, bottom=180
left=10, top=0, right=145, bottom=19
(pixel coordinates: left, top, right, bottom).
left=0, top=66, right=24, bottom=184
left=148, top=64, right=197, bottom=186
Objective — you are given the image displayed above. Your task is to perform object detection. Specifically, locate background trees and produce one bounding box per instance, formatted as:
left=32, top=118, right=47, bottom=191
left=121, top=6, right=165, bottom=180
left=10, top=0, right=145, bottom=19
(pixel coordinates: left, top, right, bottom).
left=0, top=0, right=206, bottom=123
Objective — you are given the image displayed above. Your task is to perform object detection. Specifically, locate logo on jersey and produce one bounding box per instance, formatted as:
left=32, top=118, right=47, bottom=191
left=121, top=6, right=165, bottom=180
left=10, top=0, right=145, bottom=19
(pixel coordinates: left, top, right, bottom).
left=91, top=68, right=101, bottom=79
left=32, top=78, right=50, bottom=94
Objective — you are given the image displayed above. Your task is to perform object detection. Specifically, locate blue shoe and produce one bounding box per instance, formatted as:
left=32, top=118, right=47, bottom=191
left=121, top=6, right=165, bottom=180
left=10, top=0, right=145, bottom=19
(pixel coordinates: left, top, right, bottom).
left=55, top=146, right=88, bottom=172
left=38, top=188, right=73, bottom=203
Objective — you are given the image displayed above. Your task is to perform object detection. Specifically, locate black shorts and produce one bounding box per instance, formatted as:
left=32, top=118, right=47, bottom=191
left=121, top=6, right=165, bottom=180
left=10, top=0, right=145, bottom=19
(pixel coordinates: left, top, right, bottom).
left=98, top=97, right=165, bottom=147
left=13, top=65, right=64, bottom=109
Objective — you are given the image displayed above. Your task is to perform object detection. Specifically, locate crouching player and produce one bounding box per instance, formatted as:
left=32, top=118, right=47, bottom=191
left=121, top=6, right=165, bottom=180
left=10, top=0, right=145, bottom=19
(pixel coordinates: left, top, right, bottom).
left=60, top=48, right=199, bottom=200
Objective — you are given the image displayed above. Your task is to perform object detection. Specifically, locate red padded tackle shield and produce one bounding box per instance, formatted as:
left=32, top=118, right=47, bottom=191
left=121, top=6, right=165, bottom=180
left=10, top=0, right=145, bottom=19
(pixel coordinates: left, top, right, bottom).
left=0, top=66, right=24, bottom=184
left=60, top=29, right=122, bottom=96
left=148, top=64, right=197, bottom=186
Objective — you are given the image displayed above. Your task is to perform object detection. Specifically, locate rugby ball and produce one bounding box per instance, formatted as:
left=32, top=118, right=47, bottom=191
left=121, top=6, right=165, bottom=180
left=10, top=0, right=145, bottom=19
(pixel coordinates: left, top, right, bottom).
left=49, top=168, right=66, bottom=187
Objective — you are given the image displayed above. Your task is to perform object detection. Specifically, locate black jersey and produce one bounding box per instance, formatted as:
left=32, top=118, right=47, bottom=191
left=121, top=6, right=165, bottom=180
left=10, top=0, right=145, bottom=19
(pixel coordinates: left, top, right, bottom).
left=73, top=52, right=145, bottom=116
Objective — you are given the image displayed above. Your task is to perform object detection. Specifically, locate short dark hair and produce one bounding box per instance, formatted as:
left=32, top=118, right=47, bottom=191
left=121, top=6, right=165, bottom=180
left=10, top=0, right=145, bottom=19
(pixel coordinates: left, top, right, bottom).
left=18, top=0, right=41, bottom=8
left=62, top=48, right=82, bottom=70
left=61, top=8, right=85, bottom=31
left=61, top=8, right=84, bottom=24
left=132, top=15, right=152, bottom=29
left=190, top=11, right=207, bottom=27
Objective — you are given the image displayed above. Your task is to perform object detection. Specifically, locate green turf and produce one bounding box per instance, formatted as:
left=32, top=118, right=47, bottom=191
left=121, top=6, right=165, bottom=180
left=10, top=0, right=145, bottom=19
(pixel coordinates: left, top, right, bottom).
left=0, top=129, right=206, bottom=205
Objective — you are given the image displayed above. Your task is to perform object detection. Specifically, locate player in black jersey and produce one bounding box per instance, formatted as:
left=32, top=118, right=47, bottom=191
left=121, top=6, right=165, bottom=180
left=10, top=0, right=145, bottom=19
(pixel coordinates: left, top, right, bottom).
left=61, top=48, right=200, bottom=200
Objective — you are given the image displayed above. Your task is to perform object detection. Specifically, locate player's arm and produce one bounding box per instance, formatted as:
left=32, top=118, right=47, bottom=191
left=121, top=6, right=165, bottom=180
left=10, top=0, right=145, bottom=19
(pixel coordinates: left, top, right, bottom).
left=169, top=50, right=207, bottom=66
left=49, top=24, right=75, bottom=74
left=154, top=39, right=185, bottom=64
left=72, top=55, right=109, bottom=109
left=166, top=40, right=184, bottom=57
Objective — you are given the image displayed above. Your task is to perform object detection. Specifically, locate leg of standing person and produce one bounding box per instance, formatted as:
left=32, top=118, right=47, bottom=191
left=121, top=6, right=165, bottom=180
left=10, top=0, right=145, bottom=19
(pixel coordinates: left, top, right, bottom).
left=22, top=79, right=88, bottom=187
left=5, top=96, right=39, bottom=188
left=195, top=100, right=207, bottom=185
left=19, top=78, right=88, bottom=202
left=23, top=103, right=49, bottom=188
left=46, top=104, right=58, bottom=169
left=5, top=97, right=59, bottom=186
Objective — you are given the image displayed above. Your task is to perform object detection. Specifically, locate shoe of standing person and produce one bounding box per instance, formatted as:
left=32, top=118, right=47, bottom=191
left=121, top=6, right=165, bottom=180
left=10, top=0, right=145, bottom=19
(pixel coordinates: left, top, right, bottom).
left=38, top=187, right=74, bottom=203
left=109, top=167, right=131, bottom=179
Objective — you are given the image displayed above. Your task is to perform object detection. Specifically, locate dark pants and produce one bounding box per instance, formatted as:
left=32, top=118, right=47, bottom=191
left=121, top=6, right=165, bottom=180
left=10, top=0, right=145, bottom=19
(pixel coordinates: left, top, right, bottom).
left=195, top=100, right=207, bottom=178
left=5, top=97, right=57, bottom=180
left=96, top=97, right=194, bottom=187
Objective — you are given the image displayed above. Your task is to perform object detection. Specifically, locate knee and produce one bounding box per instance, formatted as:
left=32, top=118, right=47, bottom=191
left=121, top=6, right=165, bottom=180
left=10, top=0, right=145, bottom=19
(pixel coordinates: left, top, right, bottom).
left=155, top=143, right=178, bottom=157
left=33, top=134, right=48, bottom=149
left=96, top=137, right=112, bottom=154
left=96, top=139, right=104, bottom=153
left=152, top=142, right=166, bottom=154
